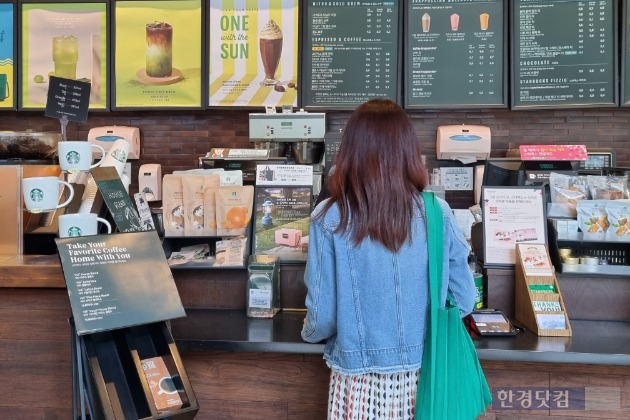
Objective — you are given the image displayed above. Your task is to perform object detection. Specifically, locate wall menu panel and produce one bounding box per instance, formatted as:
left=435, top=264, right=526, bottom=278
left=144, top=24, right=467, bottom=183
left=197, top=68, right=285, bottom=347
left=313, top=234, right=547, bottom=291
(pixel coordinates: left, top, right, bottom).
left=511, top=0, right=617, bottom=109
left=302, top=1, right=401, bottom=109
left=622, top=0, right=630, bottom=106
left=0, top=2, right=15, bottom=110
left=404, top=0, right=507, bottom=109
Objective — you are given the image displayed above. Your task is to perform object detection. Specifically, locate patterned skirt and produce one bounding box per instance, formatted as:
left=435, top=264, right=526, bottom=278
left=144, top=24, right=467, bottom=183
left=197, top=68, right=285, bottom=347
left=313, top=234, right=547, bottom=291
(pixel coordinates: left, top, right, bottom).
left=327, top=369, right=420, bottom=420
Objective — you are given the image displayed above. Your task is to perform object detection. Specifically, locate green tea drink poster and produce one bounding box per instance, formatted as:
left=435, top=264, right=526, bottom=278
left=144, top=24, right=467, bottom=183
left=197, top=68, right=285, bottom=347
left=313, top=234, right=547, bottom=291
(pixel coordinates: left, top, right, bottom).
left=0, top=3, right=14, bottom=109
left=21, top=3, right=107, bottom=110
left=208, top=0, right=298, bottom=107
left=114, top=0, right=202, bottom=108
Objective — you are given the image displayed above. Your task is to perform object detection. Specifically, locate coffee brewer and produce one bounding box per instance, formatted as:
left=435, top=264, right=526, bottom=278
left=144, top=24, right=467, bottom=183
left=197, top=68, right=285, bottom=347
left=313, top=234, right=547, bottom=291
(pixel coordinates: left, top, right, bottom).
left=248, top=112, right=326, bottom=197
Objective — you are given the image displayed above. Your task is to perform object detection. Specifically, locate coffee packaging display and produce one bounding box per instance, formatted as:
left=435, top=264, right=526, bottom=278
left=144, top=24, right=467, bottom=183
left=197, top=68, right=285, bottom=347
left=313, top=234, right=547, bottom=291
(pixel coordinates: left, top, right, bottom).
left=605, top=200, right=630, bottom=237
left=577, top=200, right=608, bottom=234
left=587, top=175, right=628, bottom=200
left=549, top=172, right=589, bottom=218
left=215, top=236, right=248, bottom=266
left=219, top=170, right=243, bottom=186
left=162, top=174, right=184, bottom=237
left=203, top=173, right=221, bottom=236
left=216, top=185, right=254, bottom=236
left=141, top=356, right=183, bottom=413
left=181, top=174, right=205, bottom=236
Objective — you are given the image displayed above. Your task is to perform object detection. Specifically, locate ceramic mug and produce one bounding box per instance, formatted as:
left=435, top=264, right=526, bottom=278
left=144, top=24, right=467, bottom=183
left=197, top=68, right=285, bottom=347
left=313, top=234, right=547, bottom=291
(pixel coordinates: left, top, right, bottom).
left=58, top=212, right=112, bottom=238
left=101, top=139, right=131, bottom=175
left=58, top=141, right=106, bottom=173
left=22, top=176, right=74, bottom=213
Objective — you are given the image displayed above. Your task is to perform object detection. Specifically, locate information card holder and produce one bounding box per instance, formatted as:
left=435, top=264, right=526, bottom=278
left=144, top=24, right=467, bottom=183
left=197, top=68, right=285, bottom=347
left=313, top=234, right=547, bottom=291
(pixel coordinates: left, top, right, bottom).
left=514, top=243, right=572, bottom=337
left=56, top=231, right=198, bottom=419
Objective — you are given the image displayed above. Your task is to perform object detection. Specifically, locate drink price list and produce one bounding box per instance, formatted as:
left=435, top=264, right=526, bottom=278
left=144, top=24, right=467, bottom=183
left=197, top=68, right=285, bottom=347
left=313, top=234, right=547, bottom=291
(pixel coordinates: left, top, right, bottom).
left=512, top=0, right=617, bottom=109
left=302, top=1, right=400, bottom=108
left=404, top=0, right=507, bottom=109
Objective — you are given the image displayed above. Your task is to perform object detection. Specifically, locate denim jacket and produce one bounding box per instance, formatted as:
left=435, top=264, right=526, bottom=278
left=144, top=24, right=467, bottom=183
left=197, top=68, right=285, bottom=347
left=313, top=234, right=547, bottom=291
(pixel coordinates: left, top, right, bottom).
left=301, top=194, right=475, bottom=375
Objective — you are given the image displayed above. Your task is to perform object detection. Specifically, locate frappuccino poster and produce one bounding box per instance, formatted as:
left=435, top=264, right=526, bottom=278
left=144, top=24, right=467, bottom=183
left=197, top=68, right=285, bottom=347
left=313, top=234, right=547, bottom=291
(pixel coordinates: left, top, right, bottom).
left=20, top=2, right=107, bottom=110
left=208, top=0, right=298, bottom=107
left=0, top=2, right=15, bottom=109
left=114, top=0, right=202, bottom=108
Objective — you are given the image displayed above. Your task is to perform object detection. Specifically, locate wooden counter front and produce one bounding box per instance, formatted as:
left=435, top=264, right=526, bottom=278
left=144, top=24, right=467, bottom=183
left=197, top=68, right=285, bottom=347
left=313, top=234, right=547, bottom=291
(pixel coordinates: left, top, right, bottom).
left=0, top=254, right=65, bottom=288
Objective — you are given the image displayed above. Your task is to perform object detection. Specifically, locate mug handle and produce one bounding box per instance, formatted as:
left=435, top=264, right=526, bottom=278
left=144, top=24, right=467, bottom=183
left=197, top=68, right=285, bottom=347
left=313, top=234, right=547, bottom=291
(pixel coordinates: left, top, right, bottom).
left=90, top=144, right=107, bottom=169
left=97, top=217, right=112, bottom=234
left=56, top=180, right=75, bottom=209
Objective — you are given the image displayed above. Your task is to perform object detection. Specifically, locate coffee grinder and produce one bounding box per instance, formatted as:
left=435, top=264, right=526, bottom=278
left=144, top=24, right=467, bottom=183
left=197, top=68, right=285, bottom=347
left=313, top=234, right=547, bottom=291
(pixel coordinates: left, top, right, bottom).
left=248, top=112, right=326, bottom=197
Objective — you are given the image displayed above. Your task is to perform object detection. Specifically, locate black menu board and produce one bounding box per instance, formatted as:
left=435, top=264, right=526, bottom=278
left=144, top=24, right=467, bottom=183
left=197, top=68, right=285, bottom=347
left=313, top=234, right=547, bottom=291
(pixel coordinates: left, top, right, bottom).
left=302, top=1, right=401, bottom=109
left=511, top=0, right=618, bottom=109
left=404, top=0, right=507, bottom=109
left=622, top=0, right=630, bottom=106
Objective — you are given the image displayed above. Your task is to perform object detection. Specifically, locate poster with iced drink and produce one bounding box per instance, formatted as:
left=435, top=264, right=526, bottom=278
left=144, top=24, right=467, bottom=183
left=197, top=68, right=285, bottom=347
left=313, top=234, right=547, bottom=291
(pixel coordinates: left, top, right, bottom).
left=20, top=2, right=107, bottom=110
left=114, top=0, right=203, bottom=109
left=0, top=2, right=15, bottom=109
left=208, top=0, right=298, bottom=107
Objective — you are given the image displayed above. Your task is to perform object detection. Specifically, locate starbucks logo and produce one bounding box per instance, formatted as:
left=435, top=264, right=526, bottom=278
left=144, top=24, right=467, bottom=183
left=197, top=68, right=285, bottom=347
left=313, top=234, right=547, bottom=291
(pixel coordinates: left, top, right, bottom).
left=111, top=149, right=127, bottom=163
left=66, top=151, right=81, bottom=165
left=30, top=188, right=44, bottom=202
left=68, top=226, right=82, bottom=237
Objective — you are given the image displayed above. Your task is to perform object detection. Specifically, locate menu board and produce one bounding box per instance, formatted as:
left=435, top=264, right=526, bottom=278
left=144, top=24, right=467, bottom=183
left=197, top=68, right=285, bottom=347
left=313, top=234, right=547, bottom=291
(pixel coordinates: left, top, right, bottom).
left=0, top=2, right=15, bottom=109
left=302, top=1, right=401, bottom=109
left=404, top=0, right=507, bottom=109
left=511, top=0, right=617, bottom=109
left=622, top=0, right=630, bottom=106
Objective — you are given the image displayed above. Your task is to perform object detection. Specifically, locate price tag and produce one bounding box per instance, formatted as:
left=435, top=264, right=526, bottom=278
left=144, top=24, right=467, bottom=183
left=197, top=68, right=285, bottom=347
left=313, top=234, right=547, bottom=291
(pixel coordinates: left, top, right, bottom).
left=45, top=76, right=91, bottom=123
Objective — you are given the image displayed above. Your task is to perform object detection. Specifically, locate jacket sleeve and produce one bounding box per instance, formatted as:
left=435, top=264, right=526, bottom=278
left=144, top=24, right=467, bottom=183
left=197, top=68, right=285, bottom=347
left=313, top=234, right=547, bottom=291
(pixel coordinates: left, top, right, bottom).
left=301, top=217, right=338, bottom=343
left=442, top=204, right=476, bottom=317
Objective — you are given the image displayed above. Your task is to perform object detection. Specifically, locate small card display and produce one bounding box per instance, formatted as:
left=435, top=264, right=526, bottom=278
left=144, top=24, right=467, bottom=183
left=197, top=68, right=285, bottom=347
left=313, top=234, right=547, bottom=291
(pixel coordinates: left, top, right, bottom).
left=470, top=312, right=516, bottom=336
left=141, top=356, right=183, bottom=413
left=536, top=313, right=566, bottom=330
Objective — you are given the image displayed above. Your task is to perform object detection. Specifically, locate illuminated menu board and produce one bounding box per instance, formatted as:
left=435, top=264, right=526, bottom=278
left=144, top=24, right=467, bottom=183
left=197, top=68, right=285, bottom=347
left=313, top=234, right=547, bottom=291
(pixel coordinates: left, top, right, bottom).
left=511, top=0, right=617, bottom=109
left=404, top=0, right=507, bottom=109
left=622, top=0, right=630, bottom=106
left=302, top=1, right=401, bottom=109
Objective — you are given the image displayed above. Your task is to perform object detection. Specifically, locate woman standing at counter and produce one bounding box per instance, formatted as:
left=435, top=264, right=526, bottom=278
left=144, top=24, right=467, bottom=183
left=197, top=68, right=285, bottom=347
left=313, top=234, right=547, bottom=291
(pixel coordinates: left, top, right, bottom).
left=301, top=98, right=475, bottom=419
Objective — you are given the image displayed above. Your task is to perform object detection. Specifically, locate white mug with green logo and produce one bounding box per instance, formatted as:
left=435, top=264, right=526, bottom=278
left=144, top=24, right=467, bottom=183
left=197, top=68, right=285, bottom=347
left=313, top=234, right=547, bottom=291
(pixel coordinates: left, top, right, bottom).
left=22, top=176, right=74, bottom=213
left=0, top=74, right=9, bottom=101
left=58, top=141, right=106, bottom=173
left=58, top=213, right=112, bottom=238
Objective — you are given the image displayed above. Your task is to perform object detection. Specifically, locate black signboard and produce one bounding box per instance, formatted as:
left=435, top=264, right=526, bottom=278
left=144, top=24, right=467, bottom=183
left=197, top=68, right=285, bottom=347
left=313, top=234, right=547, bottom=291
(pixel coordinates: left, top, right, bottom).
left=404, top=0, right=507, bottom=109
left=56, top=231, right=186, bottom=335
left=621, top=0, right=630, bottom=106
left=92, top=166, right=144, bottom=232
left=302, top=1, right=401, bottom=109
left=511, top=0, right=618, bottom=109
left=45, top=76, right=91, bottom=122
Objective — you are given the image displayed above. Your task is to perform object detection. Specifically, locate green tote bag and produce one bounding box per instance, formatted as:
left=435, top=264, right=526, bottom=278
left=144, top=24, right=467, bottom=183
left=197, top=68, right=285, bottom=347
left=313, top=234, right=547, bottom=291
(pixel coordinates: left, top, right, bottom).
left=415, top=192, right=492, bottom=420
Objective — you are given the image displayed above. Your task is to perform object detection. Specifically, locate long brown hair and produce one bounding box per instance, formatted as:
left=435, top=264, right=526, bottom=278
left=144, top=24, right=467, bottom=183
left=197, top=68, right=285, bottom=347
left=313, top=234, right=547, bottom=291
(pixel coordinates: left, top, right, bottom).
left=318, top=98, right=429, bottom=252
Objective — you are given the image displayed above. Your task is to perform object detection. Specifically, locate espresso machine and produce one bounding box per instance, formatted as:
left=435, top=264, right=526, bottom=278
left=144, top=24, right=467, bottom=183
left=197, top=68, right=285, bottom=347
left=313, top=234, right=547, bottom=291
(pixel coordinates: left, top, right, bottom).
left=248, top=112, right=326, bottom=197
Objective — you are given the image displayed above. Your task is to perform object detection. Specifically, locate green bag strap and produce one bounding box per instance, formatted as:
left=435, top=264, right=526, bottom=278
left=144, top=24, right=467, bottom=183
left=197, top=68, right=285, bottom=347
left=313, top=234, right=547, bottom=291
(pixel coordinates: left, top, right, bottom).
left=420, top=191, right=444, bottom=412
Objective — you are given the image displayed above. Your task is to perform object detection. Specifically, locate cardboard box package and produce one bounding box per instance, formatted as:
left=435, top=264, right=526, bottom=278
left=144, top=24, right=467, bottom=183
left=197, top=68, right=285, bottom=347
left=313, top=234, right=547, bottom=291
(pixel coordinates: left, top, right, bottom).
left=141, top=356, right=183, bottom=413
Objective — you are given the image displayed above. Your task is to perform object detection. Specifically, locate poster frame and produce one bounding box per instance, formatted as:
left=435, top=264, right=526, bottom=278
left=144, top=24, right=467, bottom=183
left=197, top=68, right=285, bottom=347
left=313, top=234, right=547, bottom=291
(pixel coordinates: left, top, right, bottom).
left=0, top=0, right=17, bottom=110
left=481, top=185, right=547, bottom=268
left=111, top=0, right=205, bottom=110
left=18, top=0, right=109, bottom=111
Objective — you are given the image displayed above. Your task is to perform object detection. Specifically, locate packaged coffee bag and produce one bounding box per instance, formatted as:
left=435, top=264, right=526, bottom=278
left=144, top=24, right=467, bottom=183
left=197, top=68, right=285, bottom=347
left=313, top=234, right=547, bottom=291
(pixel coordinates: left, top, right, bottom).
left=162, top=175, right=184, bottom=237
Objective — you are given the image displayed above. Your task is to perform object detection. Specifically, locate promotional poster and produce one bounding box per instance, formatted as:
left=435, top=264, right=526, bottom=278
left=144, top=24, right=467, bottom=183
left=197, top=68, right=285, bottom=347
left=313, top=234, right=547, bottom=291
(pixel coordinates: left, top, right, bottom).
left=114, top=0, right=203, bottom=108
left=0, top=2, right=14, bottom=109
left=208, top=0, right=298, bottom=107
left=20, top=2, right=107, bottom=109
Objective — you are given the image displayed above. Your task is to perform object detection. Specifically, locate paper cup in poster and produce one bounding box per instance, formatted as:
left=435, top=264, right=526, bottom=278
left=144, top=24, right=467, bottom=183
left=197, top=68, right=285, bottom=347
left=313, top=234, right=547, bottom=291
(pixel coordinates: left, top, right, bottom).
left=114, top=0, right=202, bottom=108
left=208, top=0, right=298, bottom=107
left=253, top=186, right=311, bottom=262
left=0, top=3, right=15, bottom=109
left=20, top=3, right=107, bottom=110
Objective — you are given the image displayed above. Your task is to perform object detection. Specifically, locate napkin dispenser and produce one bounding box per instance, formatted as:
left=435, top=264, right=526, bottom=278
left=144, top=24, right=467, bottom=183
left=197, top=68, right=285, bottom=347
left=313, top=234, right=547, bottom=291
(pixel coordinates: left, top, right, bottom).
left=88, top=126, right=140, bottom=159
left=437, top=125, right=491, bottom=161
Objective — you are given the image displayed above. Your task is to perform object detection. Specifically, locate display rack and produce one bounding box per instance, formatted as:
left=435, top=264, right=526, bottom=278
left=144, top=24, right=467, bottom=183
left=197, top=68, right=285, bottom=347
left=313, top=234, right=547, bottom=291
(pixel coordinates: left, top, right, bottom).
left=514, top=244, right=572, bottom=337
